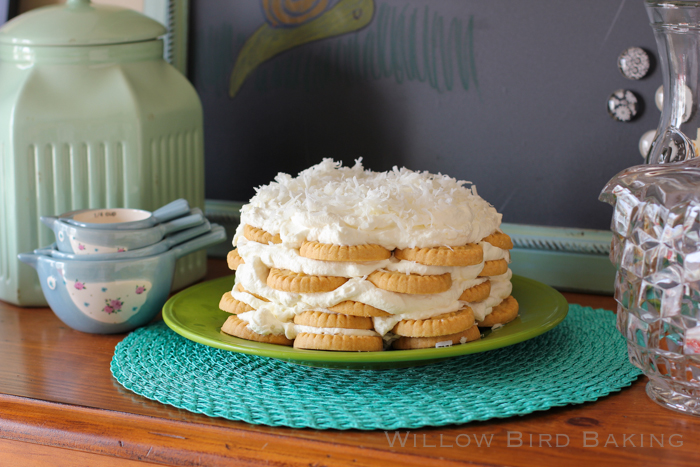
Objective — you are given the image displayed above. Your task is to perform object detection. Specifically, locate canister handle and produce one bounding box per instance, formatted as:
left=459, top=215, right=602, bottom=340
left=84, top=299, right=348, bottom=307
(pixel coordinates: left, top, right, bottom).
left=67, top=0, right=91, bottom=7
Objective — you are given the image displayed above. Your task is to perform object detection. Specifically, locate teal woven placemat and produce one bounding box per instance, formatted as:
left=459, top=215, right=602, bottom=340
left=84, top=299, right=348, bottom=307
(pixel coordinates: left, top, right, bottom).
left=111, top=305, right=642, bottom=430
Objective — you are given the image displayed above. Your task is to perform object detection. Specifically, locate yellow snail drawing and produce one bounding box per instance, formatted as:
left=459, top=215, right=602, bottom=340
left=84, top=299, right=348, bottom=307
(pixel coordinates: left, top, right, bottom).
left=229, top=0, right=375, bottom=97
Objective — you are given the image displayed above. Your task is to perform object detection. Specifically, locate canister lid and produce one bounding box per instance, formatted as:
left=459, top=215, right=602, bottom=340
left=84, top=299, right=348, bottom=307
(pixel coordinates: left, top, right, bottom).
left=0, top=0, right=166, bottom=46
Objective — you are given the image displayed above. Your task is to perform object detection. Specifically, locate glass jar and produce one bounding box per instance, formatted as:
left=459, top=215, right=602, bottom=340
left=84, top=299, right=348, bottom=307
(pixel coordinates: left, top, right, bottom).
left=647, top=1, right=700, bottom=163
left=0, top=0, right=206, bottom=305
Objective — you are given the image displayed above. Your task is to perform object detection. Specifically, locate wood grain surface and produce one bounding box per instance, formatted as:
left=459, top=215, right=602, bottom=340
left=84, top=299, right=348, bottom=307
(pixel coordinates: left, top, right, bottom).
left=0, top=259, right=697, bottom=466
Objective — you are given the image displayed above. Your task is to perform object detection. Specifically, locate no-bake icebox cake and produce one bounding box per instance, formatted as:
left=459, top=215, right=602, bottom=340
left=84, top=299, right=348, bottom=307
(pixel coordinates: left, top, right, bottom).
left=219, top=159, right=518, bottom=351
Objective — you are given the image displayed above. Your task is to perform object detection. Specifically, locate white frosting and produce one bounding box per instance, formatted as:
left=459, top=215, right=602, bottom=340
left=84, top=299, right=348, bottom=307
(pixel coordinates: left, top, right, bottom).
left=382, top=332, right=400, bottom=346
left=237, top=236, right=389, bottom=277
left=235, top=308, right=380, bottom=340
left=233, top=159, right=501, bottom=250
left=235, top=256, right=489, bottom=316
left=370, top=269, right=512, bottom=334
left=237, top=309, right=286, bottom=336
left=464, top=269, right=513, bottom=321
left=384, top=258, right=486, bottom=281
left=481, top=241, right=509, bottom=262
left=233, top=258, right=513, bottom=336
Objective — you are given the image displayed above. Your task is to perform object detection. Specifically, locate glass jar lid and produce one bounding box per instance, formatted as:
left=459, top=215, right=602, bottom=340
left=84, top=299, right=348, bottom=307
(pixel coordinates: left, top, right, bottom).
left=0, top=0, right=166, bottom=46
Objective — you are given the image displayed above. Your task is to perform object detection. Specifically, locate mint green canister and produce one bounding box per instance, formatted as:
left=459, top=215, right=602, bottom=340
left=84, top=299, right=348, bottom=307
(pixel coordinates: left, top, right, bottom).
left=0, top=0, right=205, bottom=306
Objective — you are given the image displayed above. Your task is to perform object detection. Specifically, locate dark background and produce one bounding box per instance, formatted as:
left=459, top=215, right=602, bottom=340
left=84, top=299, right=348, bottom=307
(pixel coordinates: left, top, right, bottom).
left=190, top=0, right=659, bottom=230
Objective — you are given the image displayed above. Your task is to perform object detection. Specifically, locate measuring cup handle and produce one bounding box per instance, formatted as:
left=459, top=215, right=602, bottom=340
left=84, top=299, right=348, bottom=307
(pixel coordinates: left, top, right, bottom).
left=171, top=225, right=226, bottom=259
left=160, top=209, right=205, bottom=236
left=17, top=253, right=39, bottom=269
left=152, top=199, right=191, bottom=224
left=163, top=220, right=212, bottom=248
left=33, top=244, right=57, bottom=256
left=40, top=216, right=58, bottom=230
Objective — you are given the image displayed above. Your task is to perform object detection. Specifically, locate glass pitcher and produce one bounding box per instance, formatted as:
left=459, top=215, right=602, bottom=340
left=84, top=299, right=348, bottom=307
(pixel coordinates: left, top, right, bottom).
left=600, top=1, right=700, bottom=415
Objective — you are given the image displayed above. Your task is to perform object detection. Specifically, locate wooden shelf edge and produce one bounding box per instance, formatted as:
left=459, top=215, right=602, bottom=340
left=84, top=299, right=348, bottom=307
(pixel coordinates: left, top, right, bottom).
left=0, top=393, right=483, bottom=467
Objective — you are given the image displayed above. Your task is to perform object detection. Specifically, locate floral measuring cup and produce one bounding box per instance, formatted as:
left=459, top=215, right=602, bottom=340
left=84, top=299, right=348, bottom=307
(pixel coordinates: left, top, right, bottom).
left=58, top=199, right=190, bottom=230
left=41, top=208, right=205, bottom=254
left=35, top=220, right=215, bottom=261
left=18, top=225, right=226, bottom=333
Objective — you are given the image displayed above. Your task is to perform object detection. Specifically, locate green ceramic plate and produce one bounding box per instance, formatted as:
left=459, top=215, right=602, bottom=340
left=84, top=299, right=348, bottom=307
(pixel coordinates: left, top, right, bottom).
left=163, top=274, right=569, bottom=370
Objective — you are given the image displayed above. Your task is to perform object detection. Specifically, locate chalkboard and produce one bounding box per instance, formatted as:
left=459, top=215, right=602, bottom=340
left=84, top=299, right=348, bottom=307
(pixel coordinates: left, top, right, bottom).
left=190, top=0, right=659, bottom=230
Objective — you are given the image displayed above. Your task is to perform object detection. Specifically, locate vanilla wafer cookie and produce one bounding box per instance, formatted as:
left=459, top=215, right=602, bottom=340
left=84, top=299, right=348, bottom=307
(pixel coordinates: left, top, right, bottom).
left=328, top=301, right=392, bottom=317
left=227, top=249, right=244, bottom=270
left=478, top=259, right=509, bottom=277
left=267, top=268, right=348, bottom=293
left=299, top=241, right=391, bottom=262
left=478, top=295, right=519, bottom=327
left=221, top=315, right=293, bottom=346
left=459, top=280, right=491, bottom=302
left=294, top=310, right=373, bottom=330
left=394, top=244, right=482, bottom=266
left=235, top=283, right=269, bottom=302
left=219, top=292, right=254, bottom=314
left=392, top=324, right=481, bottom=350
left=392, top=307, right=474, bottom=337
left=481, top=231, right=514, bottom=250
left=293, top=333, right=383, bottom=351
left=243, top=224, right=282, bottom=244
left=368, top=270, right=451, bottom=294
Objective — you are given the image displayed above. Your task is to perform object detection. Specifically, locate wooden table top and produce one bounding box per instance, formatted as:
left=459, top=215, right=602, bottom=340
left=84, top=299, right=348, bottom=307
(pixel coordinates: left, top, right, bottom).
left=0, top=259, right=698, bottom=466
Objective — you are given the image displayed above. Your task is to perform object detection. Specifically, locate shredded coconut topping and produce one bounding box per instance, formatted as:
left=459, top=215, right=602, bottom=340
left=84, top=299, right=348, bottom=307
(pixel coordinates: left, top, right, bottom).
left=235, top=159, right=501, bottom=250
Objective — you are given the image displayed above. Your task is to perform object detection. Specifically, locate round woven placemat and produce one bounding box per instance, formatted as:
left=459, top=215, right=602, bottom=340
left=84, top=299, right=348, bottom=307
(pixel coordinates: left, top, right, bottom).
left=111, top=305, right=641, bottom=430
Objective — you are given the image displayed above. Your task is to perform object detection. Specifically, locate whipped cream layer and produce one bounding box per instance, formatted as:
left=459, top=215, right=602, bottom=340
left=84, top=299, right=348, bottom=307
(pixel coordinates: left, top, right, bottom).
left=236, top=235, right=509, bottom=279
left=372, top=270, right=513, bottom=335
left=233, top=159, right=501, bottom=250
left=293, top=325, right=379, bottom=338
left=232, top=257, right=512, bottom=338
left=235, top=307, right=380, bottom=340
left=236, top=256, right=486, bottom=316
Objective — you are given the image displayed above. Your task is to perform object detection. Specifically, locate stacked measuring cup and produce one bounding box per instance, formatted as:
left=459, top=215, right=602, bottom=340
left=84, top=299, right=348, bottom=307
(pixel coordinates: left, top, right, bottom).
left=18, top=199, right=226, bottom=334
